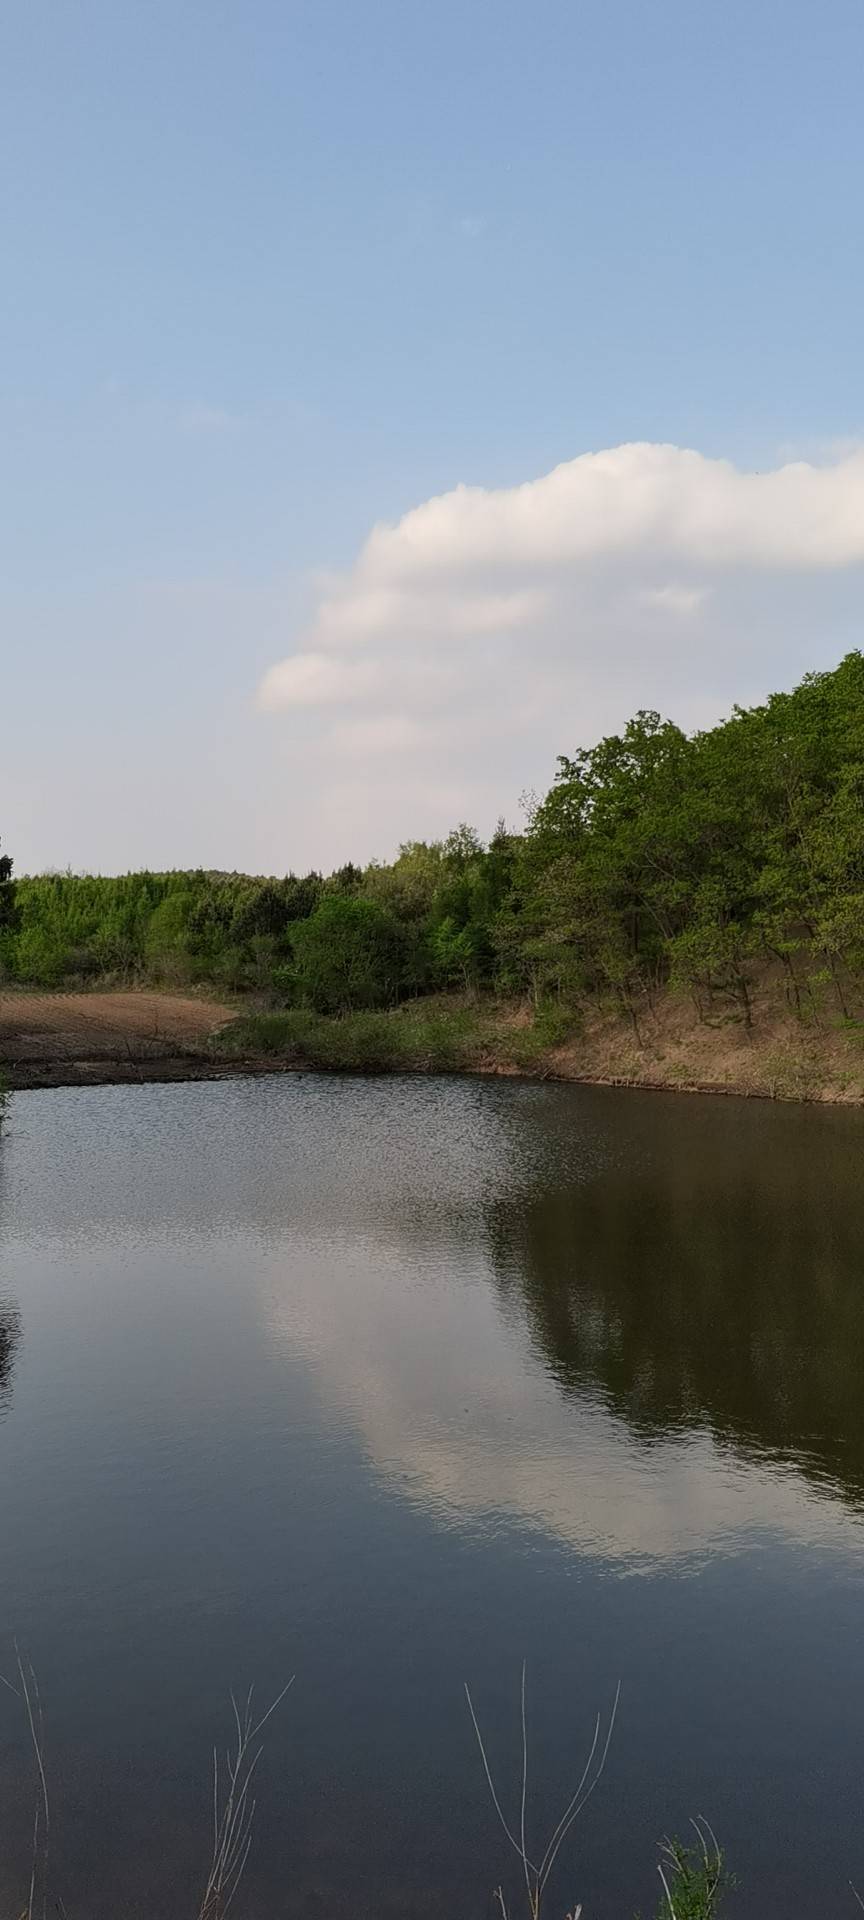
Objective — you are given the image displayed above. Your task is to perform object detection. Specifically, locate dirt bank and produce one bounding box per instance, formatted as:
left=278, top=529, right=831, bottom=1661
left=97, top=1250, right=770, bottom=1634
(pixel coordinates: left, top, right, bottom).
left=3, top=978, right=864, bottom=1104
left=544, top=978, right=864, bottom=1104
left=0, top=990, right=238, bottom=1089
left=212, top=973, right=864, bottom=1105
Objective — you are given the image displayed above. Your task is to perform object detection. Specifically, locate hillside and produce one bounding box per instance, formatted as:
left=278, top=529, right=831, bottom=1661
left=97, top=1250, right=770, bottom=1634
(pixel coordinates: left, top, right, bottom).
left=3, top=652, right=864, bottom=1104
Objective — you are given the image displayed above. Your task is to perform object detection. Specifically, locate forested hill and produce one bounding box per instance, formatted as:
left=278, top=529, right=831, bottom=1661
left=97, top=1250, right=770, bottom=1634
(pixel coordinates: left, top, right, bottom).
left=3, top=652, right=864, bottom=1025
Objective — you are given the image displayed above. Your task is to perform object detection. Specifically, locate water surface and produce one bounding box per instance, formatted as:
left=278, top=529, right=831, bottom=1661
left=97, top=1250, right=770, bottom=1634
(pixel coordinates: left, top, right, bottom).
left=1, top=1074, right=863, bottom=1917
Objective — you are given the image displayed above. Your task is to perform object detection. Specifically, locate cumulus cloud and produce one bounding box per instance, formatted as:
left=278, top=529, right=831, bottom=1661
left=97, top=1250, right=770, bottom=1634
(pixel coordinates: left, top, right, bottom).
left=260, top=650, right=384, bottom=709
left=256, top=441, right=864, bottom=862
left=348, top=441, right=864, bottom=577
left=261, top=1237, right=864, bottom=1570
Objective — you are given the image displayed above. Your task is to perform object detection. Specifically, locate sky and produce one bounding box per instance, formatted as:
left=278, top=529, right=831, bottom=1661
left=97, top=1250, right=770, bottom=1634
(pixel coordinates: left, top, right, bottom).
left=3, top=0, right=864, bottom=877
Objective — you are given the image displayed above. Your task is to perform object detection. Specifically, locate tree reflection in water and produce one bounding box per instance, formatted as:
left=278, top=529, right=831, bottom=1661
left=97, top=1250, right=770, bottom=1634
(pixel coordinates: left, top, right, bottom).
left=0, top=1295, right=19, bottom=1419
left=486, top=1091, right=864, bottom=1511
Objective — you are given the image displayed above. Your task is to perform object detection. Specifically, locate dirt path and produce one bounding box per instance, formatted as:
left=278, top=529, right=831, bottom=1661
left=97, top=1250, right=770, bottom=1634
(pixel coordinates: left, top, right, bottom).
left=0, top=990, right=236, bottom=1088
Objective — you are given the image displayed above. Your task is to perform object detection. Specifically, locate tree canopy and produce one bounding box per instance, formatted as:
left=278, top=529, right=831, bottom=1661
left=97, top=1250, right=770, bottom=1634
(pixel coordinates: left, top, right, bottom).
left=0, top=841, right=14, bottom=930
left=3, top=653, right=864, bottom=1021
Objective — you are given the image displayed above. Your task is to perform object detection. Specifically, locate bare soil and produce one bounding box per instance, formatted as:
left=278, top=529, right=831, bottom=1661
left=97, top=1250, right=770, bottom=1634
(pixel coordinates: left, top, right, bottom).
left=548, top=978, right=864, bottom=1104
left=0, top=990, right=238, bottom=1089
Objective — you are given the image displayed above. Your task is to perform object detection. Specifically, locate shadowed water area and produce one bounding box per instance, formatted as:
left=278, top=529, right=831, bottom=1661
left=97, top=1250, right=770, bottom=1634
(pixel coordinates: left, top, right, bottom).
left=1, top=1074, right=863, bottom=1918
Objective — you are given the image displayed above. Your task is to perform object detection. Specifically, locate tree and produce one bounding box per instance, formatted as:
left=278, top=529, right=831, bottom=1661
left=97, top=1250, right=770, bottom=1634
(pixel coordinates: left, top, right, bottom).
left=0, top=840, right=14, bottom=926
left=291, top=895, right=420, bottom=1013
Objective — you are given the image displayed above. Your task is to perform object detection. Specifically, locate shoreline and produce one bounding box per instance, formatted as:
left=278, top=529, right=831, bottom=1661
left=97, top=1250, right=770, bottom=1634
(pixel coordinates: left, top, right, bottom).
left=4, top=1049, right=861, bottom=1105
left=3, top=983, right=864, bottom=1106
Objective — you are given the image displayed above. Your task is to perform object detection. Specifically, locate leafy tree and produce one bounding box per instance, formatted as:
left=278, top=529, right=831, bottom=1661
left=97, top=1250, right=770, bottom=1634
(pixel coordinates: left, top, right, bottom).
left=0, top=840, right=12, bottom=913
left=5, top=653, right=864, bottom=1027
left=0, top=842, right=16, bottom=973
left=291, top=895, right=421, bottom=1013
left=362, top=842, right=444, bottom=926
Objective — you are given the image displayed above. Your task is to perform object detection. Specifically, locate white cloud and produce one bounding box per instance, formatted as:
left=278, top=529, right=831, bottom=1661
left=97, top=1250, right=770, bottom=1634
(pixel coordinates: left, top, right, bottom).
left=10, top=439, right=864, bottom=877
left=261, top=1238, right=864, bottom=1571
left=250, top=440, right=864, bottom=864
left=351, top=442, right=864, bottom=577
left=259, top=650, right=384, bottom=709
left=262, top=442, right=864, bottom=707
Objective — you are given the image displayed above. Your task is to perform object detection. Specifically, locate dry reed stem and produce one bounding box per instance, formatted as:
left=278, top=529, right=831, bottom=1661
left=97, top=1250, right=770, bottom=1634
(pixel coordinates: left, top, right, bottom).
left=197, top=1677, right=294, bottom=1920
left=1, top=1655, right=292, bottom=1920
left=465, top=1662, right=619, bottom=1919
left=1, top=1646, right=50, bottom=1920
left=656, top=1860, right=678, bottom=1920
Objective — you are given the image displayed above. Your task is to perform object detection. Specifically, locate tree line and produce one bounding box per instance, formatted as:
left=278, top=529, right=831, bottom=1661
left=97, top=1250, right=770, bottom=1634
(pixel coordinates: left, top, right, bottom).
left=2, top=651, right=864, bottom=1021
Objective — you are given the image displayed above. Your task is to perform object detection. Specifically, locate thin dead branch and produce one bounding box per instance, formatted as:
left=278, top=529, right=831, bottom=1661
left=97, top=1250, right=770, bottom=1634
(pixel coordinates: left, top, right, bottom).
left=465, top=1666, right=620, bottom=1918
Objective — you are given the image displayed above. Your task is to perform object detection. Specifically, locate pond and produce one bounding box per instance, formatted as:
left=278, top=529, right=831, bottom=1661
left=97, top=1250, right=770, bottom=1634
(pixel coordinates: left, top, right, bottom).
left=1, top=1074, right=863, bottom=1918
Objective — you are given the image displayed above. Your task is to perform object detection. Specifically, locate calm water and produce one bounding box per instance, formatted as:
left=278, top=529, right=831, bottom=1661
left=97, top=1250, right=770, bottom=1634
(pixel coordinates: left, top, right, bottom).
left=1, top=1075, right=864, bottom=1917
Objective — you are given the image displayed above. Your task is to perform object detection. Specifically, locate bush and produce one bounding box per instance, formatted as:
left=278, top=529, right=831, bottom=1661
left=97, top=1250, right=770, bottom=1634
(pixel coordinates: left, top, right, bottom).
left=212, top=1000, right=490, bottom=1074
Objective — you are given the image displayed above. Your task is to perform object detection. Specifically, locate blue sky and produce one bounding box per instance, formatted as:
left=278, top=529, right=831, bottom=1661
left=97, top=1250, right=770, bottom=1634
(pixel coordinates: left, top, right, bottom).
left=4, top=0, right=864, bottom=874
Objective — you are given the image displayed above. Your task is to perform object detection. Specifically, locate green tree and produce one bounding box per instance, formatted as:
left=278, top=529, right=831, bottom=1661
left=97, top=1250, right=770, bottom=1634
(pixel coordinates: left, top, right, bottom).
left=291, top=894, right=420, bottom=1013
left=0, top=840, right=12, bottom=913
left=0, top=840, right=15, bottom=980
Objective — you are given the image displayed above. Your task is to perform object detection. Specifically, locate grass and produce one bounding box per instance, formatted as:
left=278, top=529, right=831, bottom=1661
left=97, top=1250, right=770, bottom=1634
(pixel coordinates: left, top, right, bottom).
left=651, top=1834, right=728, bottom=1920
left=211, top=996, right=581, bottom=1078
left=213, top=1000, right=490, bottom=1072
